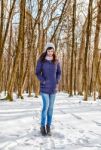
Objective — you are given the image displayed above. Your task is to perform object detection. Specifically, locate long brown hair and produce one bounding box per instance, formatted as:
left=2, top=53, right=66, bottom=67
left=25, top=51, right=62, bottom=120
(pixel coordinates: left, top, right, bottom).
left=39, top=47, right=57, bottom=64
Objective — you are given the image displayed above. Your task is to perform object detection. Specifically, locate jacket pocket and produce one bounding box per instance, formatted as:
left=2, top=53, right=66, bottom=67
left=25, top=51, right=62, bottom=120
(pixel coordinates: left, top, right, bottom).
left=40, top=80, right=46, bottom=87
left=44, top=80, right=51, bottom=88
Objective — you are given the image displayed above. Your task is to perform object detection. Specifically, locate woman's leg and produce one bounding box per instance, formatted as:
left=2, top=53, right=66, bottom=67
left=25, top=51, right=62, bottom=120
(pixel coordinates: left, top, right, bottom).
left=47, top=93, right=56, bottom=126
left=40, top=92, right=49, bottom=127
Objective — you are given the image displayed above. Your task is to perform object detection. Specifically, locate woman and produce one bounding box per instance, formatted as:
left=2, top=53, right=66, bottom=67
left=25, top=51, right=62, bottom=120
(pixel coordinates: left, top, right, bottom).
left=35, top=42, right=61, bottom=136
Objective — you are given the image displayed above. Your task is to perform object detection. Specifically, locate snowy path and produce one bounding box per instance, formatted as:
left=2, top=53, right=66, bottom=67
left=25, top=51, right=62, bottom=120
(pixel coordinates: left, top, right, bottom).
left=0, top=92, right=101, bottom=150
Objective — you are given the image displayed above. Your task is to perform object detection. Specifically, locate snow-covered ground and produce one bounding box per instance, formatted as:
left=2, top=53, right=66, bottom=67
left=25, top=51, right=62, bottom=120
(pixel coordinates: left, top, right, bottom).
left=0, top=92, right=101, bottom=150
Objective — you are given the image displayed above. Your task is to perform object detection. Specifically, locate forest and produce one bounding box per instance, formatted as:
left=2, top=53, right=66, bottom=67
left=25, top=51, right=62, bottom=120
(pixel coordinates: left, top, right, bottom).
left=0, top=0, right=101, bottom=101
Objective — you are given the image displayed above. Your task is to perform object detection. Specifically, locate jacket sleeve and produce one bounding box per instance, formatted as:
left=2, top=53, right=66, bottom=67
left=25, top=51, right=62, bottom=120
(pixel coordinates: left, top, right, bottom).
left=35, top=59, right=45, bottom=83
left=56, top=61, right=61, bottom=84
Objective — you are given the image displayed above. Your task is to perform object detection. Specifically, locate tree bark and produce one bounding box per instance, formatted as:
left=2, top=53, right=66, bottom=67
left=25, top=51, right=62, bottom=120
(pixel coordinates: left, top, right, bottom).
left=6, top=0, right=26, bottom=101
left=83, top=0, right=93, bottom=101
left=92, top=0, right=101, bottom=100
left=70, top=0, right=76, bottom=96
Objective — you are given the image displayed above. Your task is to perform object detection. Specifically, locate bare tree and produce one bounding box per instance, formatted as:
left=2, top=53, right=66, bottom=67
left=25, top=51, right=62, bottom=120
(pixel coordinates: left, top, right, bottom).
left=6, top=0, right=26, bottom=101
left=92, top=0, right=101, bottom=100
left=69, top=0, right=76, bottom=96
left=83, top=0, right=93, bottom=101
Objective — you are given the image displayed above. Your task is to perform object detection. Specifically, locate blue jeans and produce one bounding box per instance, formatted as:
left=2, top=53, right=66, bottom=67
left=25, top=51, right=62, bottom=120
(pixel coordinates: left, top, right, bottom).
left=40, top=92, right=56, bottom=127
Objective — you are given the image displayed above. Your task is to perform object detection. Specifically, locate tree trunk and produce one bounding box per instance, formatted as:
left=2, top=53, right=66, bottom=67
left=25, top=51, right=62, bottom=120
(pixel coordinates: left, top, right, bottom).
left=6, top=0, right=26, bottom=101
left=70, top=0, right=76, bottom=96
left=83, top=0, right=93, bottom=101
left=77, top=19, right=87, bottom=95
left=92, top=0, right=101, bottom=100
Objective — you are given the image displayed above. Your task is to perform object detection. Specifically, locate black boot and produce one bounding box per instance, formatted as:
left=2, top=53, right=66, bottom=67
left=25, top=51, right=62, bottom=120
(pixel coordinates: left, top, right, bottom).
left=40, top=126, right=47, bottom=136
left=46, top=125, right=51, bottom=136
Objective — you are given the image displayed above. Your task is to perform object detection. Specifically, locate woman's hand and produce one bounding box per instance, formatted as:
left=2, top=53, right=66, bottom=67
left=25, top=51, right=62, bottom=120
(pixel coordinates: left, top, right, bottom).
left=40, top=80, right=46, bottom=85
left=42, top=81, right=46, bottom=84
left=56, top=84, right=59, bottom=91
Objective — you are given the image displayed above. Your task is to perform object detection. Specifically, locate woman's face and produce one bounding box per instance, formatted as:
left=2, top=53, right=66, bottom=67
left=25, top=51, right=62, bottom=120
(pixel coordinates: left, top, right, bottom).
left=47, top=49, right=54, bottom=57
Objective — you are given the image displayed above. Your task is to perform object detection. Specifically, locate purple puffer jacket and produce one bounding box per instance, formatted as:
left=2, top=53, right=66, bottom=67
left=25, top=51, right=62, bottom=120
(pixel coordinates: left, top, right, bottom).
left=35, top=59, right=61, bottom=94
